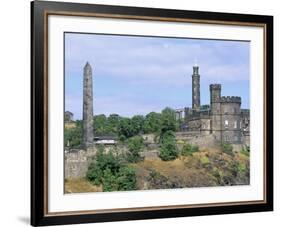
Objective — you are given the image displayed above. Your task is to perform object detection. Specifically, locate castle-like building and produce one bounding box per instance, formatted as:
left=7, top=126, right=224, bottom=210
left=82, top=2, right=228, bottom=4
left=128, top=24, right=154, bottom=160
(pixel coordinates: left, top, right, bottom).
left=176, top=65, right=250, bottom=145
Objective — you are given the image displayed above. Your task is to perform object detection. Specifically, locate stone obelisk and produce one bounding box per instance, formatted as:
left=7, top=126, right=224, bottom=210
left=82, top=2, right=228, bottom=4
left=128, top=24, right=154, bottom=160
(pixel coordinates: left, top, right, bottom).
left=83, top=62, right=94, bottom=149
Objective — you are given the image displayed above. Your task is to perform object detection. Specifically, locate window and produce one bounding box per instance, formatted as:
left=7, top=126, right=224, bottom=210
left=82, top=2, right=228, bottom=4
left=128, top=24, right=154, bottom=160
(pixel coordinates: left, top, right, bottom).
left=234, top=121, right=237, bottom=129
left=224, top=120, right=228, bottom=128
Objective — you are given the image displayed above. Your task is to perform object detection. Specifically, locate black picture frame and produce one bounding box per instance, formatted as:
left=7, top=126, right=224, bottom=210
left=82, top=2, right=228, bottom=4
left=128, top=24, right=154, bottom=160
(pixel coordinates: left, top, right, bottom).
left=31, top=0, right=273, bottom=226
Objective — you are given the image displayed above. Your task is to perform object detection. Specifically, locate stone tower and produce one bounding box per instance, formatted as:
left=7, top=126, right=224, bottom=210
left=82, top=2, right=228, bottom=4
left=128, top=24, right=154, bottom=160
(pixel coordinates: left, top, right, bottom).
left=83, top=62, right=94, bottom=149
left=192, top=65, right=200, bottom=111
left=210, top=84, right=222, bottom=141
left=220, top=96, right=242, bottom=144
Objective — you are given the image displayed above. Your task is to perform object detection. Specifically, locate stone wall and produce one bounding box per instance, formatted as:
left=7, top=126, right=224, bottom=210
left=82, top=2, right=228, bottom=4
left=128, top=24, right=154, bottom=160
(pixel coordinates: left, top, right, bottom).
left=65, top=150, right=89, bottom=179
left=65, top=145, right=129, bottom=179
left=176, top=132, right=218, bottom=149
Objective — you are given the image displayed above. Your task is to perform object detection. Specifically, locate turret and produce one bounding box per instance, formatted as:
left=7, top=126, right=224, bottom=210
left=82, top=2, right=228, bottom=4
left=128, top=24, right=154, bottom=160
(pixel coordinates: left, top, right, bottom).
left=210, top=84, right=221, bottom=114
left=192, top=65, right=200, bottom=111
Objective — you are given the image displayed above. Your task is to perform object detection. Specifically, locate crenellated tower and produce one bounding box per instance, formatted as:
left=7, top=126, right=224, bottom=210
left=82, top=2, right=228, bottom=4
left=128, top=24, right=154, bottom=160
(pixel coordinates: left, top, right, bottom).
left=210, top=84, right=222, bottom=140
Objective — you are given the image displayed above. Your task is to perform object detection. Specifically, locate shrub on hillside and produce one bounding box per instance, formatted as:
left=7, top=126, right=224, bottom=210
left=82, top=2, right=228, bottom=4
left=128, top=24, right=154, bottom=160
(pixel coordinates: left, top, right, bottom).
left=159, top=131, right=179, bottom=161
left=181, top=144, right=199, bottom=156
left=221, top=142, right=233, bottom=155
left=86, top=151, right=137, bottom=192
left=126, top=136, right=144, bottom=163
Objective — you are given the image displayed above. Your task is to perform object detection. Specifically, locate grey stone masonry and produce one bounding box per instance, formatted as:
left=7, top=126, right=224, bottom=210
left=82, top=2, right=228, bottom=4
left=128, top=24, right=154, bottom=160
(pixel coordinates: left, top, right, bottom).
left=192, top=65, right=200, bottom=111
left=83, top=62, right=94, bottom=148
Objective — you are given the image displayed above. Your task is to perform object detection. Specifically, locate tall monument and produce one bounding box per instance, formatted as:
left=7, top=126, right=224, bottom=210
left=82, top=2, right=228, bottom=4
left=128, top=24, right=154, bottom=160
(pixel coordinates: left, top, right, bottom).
left=83, top=62, right=94, bottom=148
left=192, top=64, right=200, bottom=111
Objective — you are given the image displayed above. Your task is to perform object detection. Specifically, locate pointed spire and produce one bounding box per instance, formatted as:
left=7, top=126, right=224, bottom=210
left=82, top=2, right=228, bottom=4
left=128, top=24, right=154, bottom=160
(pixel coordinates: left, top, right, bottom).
left=84, top=61, right=91, bottom=69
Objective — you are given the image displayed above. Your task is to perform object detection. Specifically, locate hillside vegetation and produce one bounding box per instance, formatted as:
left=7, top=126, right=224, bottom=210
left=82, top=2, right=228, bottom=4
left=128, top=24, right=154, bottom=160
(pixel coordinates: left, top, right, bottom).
left=66, top=147, right=249, bottom=193
left=134, top=148, right=249, bottom=189
left=65, top=107, right=249, bottom=193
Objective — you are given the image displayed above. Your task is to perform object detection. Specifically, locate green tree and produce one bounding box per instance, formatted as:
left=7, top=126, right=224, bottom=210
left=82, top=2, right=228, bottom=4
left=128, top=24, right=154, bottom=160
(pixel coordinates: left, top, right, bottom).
left=131, top=115, right=145, bottom=135
left=117, top=117, right=134, bottom=140
left=159, top=130, right=179, bottom=161
left=126, top=136, right=144, bottom=163
left=93, top=114, right=107, bottom=136
left=143, top=112, right=162, bottom=133
left=86, top=150, right=137, bottom=192
left=116, top=166, right=137, bottom=191
left=160, top=107, right=177, bottom=134
left=107, top=114, right=120, bottom=135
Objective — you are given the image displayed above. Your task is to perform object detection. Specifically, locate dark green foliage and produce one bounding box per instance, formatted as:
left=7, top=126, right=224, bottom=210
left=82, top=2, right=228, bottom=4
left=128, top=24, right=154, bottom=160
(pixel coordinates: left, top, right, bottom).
left=221, top=142, right=233, bottom=155
left=143, top=112, right=162, bottom=134
left=117, top=118, right=135, bottom=140
left=107, top=114, right=120, bottom=133
left=93, top=114, right=107, bottom=136
left=159, top=131, right=179, bottom=161
left=102, top=168, right=119, bottom=191
left=117, top=115, right=145, bottom=140
left=93, top=114, right=120, bottom=136
left=126, top=136, right=144, bottom=163
left=64, top=120, right=82, bottom=148
left=86, top=150, right=137, bottom=192
left=115, top=166, right=137, bottom=191
left=157, top=108, right=179, bottom=161
left=91, top=107, right=179, bottom=143
left=181, top=144, right=199, bottom=156
left=131, top=115, right=145, bottom=135
left=160, top=107, right=177, bottom=133
left=86, top=149, right=121, bottom=185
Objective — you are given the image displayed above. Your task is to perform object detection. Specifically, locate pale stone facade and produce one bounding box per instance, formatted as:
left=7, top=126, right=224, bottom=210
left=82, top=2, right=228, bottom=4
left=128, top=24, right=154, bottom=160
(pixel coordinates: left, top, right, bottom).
left=179, top=66, right=250, bottom=146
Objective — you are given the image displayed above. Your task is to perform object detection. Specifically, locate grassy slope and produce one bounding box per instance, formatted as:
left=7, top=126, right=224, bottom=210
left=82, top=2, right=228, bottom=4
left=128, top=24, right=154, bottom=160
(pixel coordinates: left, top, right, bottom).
left=133, top=148, right=249, bottom=190
left=66, top=148, right=249, bottom=193
left=65, top=178, right=102, bottom=193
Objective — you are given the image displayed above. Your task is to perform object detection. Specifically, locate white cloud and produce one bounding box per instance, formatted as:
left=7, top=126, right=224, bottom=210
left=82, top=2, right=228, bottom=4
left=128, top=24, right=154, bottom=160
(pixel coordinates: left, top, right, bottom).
left=65, top=34, right=249, bottom=118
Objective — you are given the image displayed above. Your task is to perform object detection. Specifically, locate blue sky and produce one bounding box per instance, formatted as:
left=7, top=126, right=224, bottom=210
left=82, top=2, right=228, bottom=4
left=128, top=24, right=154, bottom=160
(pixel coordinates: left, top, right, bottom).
left=65, top=33, right=250, bottom=119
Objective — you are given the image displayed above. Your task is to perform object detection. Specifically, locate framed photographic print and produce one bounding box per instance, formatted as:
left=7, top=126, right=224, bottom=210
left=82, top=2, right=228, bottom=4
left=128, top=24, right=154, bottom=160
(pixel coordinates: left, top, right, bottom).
left=31, top=0, right=273, bottom=226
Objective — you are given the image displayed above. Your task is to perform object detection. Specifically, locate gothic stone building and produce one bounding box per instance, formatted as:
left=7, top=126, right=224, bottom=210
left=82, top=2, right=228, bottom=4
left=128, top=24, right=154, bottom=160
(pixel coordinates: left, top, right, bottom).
left=176, top=65, right=250, bottom=145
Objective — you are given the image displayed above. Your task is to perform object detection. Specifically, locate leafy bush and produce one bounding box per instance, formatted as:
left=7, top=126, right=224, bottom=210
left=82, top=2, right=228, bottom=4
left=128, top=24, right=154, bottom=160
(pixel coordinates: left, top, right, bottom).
left=160, top=107, right=177, bottom=134
left=86, top=150, right=137, bottom=192
left=115, top=166, right=137, bottom=191
left=126, top=136, right=144, bottom=163
left=221, top=142, right=233, bottom=155
left=143, top=112, right=162, bottom=134
left=181, top=144, right=199, bottom=156
left=159, top=131, right=179, bottom=161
